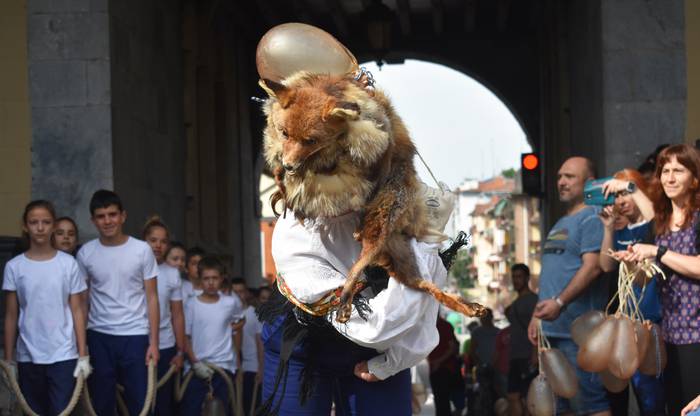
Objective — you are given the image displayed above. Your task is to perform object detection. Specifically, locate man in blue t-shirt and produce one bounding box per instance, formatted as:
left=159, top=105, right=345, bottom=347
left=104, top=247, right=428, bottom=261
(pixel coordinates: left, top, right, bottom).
left=528, top=157, right=610, bottom=416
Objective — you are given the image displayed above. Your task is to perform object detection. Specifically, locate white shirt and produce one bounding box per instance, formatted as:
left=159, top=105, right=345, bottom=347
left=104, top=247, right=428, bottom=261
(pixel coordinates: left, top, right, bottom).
left=181, top=279, right=202, bottom=301
left=77, top=237, right=158, bottom=335
left=240, top=305, right=263, bottom=373
left=272, top=211, right=443, bottom=380
left=185, top=295, right=244, bottom=373
left=2, top=251, right=87, bottom=363
left=157, top=263, right=183, bottom=349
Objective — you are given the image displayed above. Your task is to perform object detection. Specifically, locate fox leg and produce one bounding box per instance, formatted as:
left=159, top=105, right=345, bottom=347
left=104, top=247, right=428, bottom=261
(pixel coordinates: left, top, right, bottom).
left=336, top=241, right=382, bottom=323
left=386, top=236, right=487, bottom=318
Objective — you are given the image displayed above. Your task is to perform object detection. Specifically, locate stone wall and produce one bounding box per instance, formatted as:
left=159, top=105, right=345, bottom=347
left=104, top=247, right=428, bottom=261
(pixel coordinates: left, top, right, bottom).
left=27, top=0, right=112, bottom=239
left=109, top=0, right=185, bottom=240
left=600, top=0, right=686, bottom=173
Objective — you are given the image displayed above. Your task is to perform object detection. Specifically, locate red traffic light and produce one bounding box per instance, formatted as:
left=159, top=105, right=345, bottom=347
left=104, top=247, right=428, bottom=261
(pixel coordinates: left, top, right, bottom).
left=523, top=154, right=539, bottom=170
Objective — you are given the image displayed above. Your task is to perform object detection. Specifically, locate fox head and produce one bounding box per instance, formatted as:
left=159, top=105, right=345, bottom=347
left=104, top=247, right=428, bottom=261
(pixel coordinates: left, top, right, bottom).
left=260, top=72, right=393, bottom=217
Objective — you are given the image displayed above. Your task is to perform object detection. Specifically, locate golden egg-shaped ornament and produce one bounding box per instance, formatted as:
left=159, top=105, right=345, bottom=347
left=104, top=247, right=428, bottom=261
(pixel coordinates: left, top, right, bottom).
left=527, top=374, right=556, bottom=416
left=571, top=310, right=605, bottom=346
left=256, top=23, right=359, bottom=83
left=541, top=348, right=578, bottom=399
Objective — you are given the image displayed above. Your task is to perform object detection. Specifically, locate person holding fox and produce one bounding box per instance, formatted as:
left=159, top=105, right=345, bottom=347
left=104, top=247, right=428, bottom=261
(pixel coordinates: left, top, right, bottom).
left=254, top=24, right=484, bottom=415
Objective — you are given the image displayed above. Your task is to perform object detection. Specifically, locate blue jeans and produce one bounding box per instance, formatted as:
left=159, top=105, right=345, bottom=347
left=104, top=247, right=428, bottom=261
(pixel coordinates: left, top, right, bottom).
left=242, top=371, right=261, bottom=416
left=87, top=330, right=149, bottom=416
left=631, top=370, right=665, bottom=416
left=179, top=370, right=234, bottom=416
left=155, top=346, right=177, bottom=415
left=261, top=317, right=412, bottom=415
left=17, top=359, right=76, bottom=415
left=549, top=337, right=609, bottom=415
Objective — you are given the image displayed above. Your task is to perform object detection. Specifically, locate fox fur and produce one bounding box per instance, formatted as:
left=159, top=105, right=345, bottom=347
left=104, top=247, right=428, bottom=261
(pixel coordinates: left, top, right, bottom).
left=260, top=72, right=485, bottom=322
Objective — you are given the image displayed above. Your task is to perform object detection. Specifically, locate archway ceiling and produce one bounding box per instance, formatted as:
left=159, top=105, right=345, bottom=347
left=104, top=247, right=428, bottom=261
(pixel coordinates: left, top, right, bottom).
left=228, top=0, right=543, bottom=150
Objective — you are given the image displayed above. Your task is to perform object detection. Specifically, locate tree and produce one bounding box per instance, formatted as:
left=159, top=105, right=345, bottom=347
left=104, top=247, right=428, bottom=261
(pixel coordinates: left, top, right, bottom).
left=450, top=250, right=475, bottom=288
left=501, top=168, right=516, bottom=178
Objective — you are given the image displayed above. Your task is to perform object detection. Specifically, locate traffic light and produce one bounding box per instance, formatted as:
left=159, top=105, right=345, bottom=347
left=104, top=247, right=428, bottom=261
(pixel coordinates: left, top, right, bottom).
left=521, top=153, right=542, bottom=196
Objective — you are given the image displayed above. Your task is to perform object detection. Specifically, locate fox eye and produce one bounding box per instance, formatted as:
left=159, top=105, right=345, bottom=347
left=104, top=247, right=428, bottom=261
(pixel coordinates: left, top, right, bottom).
left=305, top=138, right=317, bottom=145
left=281, top=129, right=289, bottom=139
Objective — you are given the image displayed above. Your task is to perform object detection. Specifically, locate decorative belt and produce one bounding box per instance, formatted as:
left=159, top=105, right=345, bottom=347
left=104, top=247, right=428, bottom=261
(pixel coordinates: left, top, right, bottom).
left=276, top=273, right=366, bottom=317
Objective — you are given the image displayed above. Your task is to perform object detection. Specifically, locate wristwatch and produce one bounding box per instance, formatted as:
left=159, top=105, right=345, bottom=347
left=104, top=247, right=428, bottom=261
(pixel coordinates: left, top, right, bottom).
left=656, top=245, right=668, bottom=263
left=554, top=296, right=566, bottom=309
left=626, top=181, right=637, bottom=193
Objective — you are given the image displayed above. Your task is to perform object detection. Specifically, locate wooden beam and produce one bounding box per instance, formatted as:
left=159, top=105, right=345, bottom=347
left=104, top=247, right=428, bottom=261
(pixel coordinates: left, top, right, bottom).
left=256, top=0, right=283, bottom=28
left=396, top=0, right=411, bottom=36
left=497, top=0, right=511, bottom=32
left=327, top=0, right=350, bottom=38
left=431, top=0, right=444, bottom=35
left=292, top=0, right=314, bottom=24
left=464, top=0, right=476, bottom=32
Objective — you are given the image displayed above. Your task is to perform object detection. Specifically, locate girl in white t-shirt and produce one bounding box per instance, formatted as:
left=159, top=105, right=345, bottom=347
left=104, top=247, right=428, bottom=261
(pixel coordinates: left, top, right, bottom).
left=142, top=216, right=186, bottom=415
left=2, top=200, right=91, bottom=415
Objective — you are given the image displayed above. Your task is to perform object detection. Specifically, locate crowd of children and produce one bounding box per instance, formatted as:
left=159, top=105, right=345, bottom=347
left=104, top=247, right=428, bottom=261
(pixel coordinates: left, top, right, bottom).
left=2, top=190, right=267, bottom=415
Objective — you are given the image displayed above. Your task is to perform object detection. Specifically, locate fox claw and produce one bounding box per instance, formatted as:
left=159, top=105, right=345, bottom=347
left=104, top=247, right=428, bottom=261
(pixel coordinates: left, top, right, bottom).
left=336, top=303, right=352, bottom=323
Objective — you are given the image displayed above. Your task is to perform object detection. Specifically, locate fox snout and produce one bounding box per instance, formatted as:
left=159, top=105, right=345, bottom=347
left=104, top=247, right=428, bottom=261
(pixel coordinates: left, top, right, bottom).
left=282, top=161, right=299, bottom=173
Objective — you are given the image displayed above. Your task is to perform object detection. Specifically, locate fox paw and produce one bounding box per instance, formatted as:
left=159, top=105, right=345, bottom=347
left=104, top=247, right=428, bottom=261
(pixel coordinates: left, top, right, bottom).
left=336, top=303, right=352, bottom=323
left=461, top=302, right=487, bottom=317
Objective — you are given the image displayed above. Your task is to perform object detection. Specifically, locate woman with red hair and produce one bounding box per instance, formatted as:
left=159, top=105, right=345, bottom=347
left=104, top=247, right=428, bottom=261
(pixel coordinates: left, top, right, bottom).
left=620, top=144, right=700, bottom=416
left=600, top=170, right=663, bottom=415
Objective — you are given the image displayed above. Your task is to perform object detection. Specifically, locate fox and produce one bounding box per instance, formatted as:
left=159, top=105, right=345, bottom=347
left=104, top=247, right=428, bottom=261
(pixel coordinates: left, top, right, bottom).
left=260, top=72, right=486, bottom=322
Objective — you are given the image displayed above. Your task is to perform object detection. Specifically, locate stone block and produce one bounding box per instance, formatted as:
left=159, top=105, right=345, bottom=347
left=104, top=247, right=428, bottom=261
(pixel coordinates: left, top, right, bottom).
left=29, top=60, right=86, bottom=107
left=27, top=0, right=90, bottom=14
left=31, top=105, right=113, bottom=238
left=28, top=12, right=109, bottom=60
left=603, top=100, right=685, bottom=171
left=87, top=59, right=110, bottom=104
left=602, top=0, right=684, bottom=51
left=604, top=49, right=686, bottom=101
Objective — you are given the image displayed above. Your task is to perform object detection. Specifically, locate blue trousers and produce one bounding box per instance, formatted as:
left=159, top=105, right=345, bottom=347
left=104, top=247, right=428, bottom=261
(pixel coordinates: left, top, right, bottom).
left=155, top=346, right=177, bottom=415
left=242, top=371, right=261, bottom=416
left=261, top=317, right=412, bottom=415
left=87, top=330, right=149, bottom=416
left=17, top=359, right=76, bottom=415
left=180, top=370, right=234, bottom=416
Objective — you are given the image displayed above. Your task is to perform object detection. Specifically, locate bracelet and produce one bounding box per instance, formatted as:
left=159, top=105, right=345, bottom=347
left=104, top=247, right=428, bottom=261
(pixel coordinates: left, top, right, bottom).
left=554, top=296, right=566, bottom=308
left=656, top=245, right=668, bottom=263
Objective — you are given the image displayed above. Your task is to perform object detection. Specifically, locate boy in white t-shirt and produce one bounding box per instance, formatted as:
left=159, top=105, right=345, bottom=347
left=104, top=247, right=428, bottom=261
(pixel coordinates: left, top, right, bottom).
left=182, top=256, right=244, bottom=415
left=76, top=190, right=160, bottom=416
left=231, top=278, right=264, bottom=415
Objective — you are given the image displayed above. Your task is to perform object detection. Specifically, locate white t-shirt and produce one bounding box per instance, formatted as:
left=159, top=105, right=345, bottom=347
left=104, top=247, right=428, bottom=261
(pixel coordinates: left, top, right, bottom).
left=273, top=211, right=444, bottom=380
left=240, top=305, right=263, bottom=373
left=77, top=237, right=158, bottom=335
left=181, top=279, right=202, bottom=302
left=185, top=294, right=244, bottom=373
left=2, top=251, right=87, bottom=364
left=157, top=263, right=183, bottom=349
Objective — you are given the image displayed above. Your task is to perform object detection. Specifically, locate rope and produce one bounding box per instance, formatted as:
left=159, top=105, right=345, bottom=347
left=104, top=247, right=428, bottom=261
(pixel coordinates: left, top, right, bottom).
left=415, top=150, right=442, bottom=189
left=0, top=359, right=86, bottom=416
left=205, top=362, right=239, bottom=416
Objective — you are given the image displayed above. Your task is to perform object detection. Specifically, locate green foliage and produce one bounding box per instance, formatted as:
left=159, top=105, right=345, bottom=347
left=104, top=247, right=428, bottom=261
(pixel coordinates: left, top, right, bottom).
left=501, top=168, right=516, bottom=178
left=450, top=250, right=475, bottom=288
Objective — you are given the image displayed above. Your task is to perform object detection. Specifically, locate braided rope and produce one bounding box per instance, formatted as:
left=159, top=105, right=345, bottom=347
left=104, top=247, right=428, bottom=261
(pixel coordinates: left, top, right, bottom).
left=0, top=360, right=86, bottom=416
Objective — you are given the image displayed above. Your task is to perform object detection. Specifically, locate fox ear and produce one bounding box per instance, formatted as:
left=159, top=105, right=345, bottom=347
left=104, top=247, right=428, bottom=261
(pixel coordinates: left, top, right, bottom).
left=325, top=101, right=360, bottom=121
left=259, top=79, right=294, bottom=108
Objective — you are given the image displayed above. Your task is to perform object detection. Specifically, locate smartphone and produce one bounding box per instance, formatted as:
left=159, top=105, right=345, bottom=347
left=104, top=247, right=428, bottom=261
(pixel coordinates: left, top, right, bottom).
left=584, top=177, right=615, bottom=206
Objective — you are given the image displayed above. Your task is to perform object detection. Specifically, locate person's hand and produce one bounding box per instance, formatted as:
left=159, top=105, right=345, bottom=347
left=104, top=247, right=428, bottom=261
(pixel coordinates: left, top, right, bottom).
left=682, top=394, right=700, bottom=416
left=170, top=352, right=185, bottom=370
left=598, top=205, right=617, bottom=230
left=145, top=344, right=159, bottom=365
left=73, top=356, right=93, bottom=379
left=1, top=360, right=17, bottom=384
left=602, top=179, right=631, bottom=199
left=533, top=299, right=562, bottom=321
left=527, top=317, right=540, bottom=346
left=618, top=244, right=658, bottom=263
left=353, top=361, right=380, bottom=382
left=193, top=361, right=214, bottom=379
left=231, top=319, right=245, bottom=332
left=255, top=371, right=262, bottom=385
